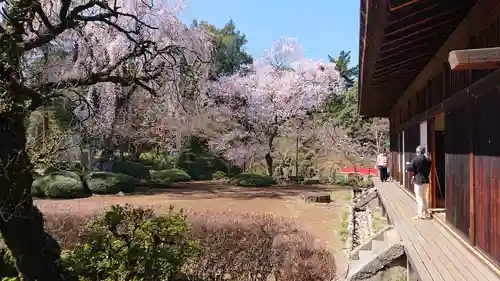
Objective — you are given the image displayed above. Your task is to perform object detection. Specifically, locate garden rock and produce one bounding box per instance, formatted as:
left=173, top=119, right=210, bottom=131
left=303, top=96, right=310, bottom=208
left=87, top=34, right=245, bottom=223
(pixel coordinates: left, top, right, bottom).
left=302, top=178, right=320, bottom=185
left=301, top=192, right=331, bottom=203
left=354, top=188, right=378, bottom=211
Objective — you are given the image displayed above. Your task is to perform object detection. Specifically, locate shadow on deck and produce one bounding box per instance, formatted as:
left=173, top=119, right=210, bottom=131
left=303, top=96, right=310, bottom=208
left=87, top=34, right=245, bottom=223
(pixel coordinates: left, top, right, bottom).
left=375, top=179, right=500, bottom=281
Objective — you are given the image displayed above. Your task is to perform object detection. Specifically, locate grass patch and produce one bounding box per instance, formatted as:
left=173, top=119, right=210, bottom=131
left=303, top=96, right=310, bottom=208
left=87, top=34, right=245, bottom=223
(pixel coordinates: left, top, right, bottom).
left=339, top=209, right=349, bottom=243
left=372, top=206, right=388, bottom=233
left=342, top=192, right=352, bottom=201
left=392, top=274, right=407, bottom=281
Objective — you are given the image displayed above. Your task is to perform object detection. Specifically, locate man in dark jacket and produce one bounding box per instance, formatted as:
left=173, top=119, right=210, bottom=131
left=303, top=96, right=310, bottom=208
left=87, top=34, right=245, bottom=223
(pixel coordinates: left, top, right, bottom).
left=408, top=146, right=431, bottom=220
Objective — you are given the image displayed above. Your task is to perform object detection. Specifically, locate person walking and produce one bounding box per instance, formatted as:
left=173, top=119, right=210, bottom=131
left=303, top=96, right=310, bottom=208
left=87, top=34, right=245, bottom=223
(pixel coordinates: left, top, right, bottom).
left=408, top=146, right=432, bottom=220
left=384, top=148, right=391, bottom=180
left=376, top=149, right=389, bottom=182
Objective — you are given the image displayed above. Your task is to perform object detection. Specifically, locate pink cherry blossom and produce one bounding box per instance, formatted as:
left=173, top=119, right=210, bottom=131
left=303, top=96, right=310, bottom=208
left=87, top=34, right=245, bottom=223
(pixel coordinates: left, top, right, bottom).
left=209, top=38, right=344, bottom=172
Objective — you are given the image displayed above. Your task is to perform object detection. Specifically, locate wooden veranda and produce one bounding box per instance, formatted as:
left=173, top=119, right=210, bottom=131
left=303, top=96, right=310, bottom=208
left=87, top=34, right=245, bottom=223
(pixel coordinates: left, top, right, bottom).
left=376, top=179, right=500, bottom=281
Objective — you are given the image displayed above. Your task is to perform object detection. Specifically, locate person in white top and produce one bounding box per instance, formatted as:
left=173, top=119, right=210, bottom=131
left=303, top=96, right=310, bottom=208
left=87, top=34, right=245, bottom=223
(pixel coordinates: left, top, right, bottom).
left=376, top=148, right=389, bottom=182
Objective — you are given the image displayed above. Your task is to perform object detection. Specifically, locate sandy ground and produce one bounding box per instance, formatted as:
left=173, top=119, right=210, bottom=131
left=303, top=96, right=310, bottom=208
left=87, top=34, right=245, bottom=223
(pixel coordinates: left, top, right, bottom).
left=35, top=182, right=351, bottom=278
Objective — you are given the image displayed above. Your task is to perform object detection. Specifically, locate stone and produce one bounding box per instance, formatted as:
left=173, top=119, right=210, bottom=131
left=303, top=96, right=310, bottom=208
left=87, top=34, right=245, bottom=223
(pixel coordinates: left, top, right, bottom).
left=354, top=190, right=378, bottom=211
left=117, top=191, right=125, bottom=196
left=348, top=244, right=405, bottom=281
left=303, top=178, right=320, bottom=185
left=300, top=191, right=331, bottom=203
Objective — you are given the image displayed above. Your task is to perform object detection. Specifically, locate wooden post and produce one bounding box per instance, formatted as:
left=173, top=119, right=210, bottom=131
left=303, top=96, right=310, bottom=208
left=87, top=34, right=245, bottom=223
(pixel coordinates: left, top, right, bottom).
left=468, top=103, right=476, bottom=245
left=449, top=47, right=500, bottom=70
left=428, top=118, right=436, bottom=209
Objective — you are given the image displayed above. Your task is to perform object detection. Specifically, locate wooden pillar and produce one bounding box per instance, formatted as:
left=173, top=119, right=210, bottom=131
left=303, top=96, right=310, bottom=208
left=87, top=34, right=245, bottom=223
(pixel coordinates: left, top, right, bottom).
left=468, top=103, right=475, bottom=245
left=428, top=118, right=436, bottom=209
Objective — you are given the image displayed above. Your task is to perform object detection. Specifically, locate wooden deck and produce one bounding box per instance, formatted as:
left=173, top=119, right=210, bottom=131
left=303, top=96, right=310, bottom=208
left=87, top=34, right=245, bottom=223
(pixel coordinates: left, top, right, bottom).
left=376, top=180, right=500, bottom=281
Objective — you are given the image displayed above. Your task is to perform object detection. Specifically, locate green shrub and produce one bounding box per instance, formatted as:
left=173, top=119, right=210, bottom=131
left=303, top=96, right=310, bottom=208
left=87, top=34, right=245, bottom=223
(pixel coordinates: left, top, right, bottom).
left=177, top=151, right=218, bottom=180
left=112, top=160, right=150, bottom=180
left=31, top=173, right=45, bottom=198
left=85, top=172, right=136, bottom=194
left=150, top=169, right=191, bottom=184
left=32, top=172, right=90, bottom=199
left=31, top=180, right=45, bottom=198
left=62, top=204, right=198, bottom=281
left=334, top=176, right=359, bottom=187
left=0, top=236, right=17, bottom=278
left=360, top=179, right=374, bottom=189
left=45, top=161, right=83, bottom=174
left=229, top=173, right=276, bottom=187
left=139, top=151, right=177, bottom=170
left=212, top=170, right=227, bottom=180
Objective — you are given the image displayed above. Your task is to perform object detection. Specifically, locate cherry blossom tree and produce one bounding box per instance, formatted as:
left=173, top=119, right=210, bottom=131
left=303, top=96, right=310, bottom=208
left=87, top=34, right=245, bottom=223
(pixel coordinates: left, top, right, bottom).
left=0, top=0, right=211, bottom=279
left=209, top=38, right=344, bottom=176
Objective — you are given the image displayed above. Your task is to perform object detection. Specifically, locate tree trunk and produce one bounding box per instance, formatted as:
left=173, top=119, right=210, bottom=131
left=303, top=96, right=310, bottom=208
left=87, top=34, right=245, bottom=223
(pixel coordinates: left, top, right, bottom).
left=0, top=110, right=74, bottom=281
left=265, top=153, right=273, bottom=176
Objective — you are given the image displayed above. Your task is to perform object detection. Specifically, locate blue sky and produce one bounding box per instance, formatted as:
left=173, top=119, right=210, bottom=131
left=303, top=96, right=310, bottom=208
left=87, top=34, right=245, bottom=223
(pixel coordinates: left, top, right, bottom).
left=178, top=0, right=359, bottom=66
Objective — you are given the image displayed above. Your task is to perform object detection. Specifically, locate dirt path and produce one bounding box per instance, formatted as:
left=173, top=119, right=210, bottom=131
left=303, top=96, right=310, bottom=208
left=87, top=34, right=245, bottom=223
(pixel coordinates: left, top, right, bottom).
left=36, top=182, right=350, bottom=276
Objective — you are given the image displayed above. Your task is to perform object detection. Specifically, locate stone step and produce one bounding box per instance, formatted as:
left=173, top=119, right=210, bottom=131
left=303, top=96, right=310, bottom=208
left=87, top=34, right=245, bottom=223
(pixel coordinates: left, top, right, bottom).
left=370, top=239, right=387, bottom=253
left=358, top=249, right=377, bottom=261
left=384, top=227, right=402, bottom=244
left=346, top=243, right=405, bottom=281
left=349, top=225, right=393, bottom=260
left=348, top=249, right=378, bottom=278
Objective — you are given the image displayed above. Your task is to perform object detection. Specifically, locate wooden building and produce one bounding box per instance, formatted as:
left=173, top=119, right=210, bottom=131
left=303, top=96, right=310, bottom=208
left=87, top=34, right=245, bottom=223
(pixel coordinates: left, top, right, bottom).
left=358, top=0, right=500, bottom=267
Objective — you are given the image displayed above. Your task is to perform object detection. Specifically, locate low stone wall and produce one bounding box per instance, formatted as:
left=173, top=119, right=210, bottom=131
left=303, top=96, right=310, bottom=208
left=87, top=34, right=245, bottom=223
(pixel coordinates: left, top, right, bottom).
left=345, top=188, right=356, bottom=253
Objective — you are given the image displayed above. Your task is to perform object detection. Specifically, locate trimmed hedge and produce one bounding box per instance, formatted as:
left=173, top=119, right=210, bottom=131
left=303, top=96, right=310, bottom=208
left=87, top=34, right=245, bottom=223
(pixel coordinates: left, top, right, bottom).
left=212, top=170, right=227, bottom=180
left=113, top=160, right=150, bottom=180
left=32, top=172, right=90, bottom=199
left=85, top=172, right=137, bottom=194
left=149, top=169, right=191, bottom=184
left=139, top=152, right=177, bottom=170
left=360, top=179, right=374, bottom=188
left=45, top=162, right=83, bottom=174
left=229, top=173, right=276, bottom=187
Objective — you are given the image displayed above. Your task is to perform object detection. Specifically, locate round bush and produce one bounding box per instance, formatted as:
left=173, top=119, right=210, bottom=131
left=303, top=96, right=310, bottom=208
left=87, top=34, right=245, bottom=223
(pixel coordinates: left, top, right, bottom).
left=113, top=160, right=150, bottom=180
left=229, top=173, right=276, bottom=187
left=31, top=179, right=45, bottom=198
left=212, top=170, right=227, bottom=180
left=150, top=169, right=191, bottom=184
left=45, top=161, right=83, bottom=174
left=139, top=152, right=177, bottom=170
left=32, top=172, right=90, bottom=199
left=85, top=172, right=137, bottom=194
left=62, top=205, right=198, bottom=281
left=360, top=179, right=374, bottom=188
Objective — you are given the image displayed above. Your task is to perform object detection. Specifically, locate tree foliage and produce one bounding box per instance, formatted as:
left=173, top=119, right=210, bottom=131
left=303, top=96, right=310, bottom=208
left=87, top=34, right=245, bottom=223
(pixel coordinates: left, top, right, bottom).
left=324, top=82, right=389, bottom=160
left=0, top=0, right=211, bottom=280
left=193, top=19, right=253, bottom=79
left=328, top=50, right=358, bottom=89
left=209, top=38, right=344, bottom=175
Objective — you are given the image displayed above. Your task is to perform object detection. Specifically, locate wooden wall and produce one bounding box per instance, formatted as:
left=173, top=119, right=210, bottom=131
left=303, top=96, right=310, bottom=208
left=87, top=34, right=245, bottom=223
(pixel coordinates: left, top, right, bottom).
left=403, top=124, right=419, bottom=194
left=386, top=12, right=500, bottom=265
left=389, top=133, right=400, bottom=182
left=444, top=104, right=472, bottom=239
left=472, top=89, right=500, bottom=265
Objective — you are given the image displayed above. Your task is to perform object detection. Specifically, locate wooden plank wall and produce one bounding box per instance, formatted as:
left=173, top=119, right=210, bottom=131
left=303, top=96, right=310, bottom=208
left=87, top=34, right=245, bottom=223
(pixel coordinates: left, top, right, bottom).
left=403, top=124, right=419, bottom=194
left=444, top=104, right=472, bottom=239
left=473, top=88, right=500, bottom=265
left=389, top=133, right=399, bottom=182
left=386, top=11, right=500, bottom=266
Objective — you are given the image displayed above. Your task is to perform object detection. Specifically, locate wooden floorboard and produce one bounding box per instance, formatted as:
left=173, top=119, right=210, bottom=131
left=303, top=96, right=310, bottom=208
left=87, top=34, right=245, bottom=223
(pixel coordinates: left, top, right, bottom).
left=376, top=180, right=500, bottom=281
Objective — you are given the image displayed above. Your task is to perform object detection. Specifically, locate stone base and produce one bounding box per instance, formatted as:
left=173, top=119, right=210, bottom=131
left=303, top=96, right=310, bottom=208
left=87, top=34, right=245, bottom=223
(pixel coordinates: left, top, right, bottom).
left=300, top=192, right=331, bottom=203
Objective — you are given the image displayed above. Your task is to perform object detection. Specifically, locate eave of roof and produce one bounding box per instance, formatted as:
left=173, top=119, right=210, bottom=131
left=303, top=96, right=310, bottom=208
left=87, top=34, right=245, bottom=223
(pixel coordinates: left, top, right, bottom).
left=358, top=0, right=479, bottom=117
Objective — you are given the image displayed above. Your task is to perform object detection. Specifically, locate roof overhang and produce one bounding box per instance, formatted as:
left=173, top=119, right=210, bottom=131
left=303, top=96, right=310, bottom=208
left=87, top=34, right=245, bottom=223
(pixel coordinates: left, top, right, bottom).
left=358, top=0, right=479, bottom=117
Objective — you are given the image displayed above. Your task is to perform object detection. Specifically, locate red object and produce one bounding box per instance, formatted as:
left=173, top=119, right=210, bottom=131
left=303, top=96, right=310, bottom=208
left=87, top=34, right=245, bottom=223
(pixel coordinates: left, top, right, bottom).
left=339, top=167, right=377, bottom=176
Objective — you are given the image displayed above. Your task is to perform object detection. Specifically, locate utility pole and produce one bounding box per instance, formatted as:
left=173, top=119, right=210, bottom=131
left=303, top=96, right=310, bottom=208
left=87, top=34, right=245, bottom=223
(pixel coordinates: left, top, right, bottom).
left=295, top=128, right=299, bottom=177
left=295, top=120, right=305, bottom=177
